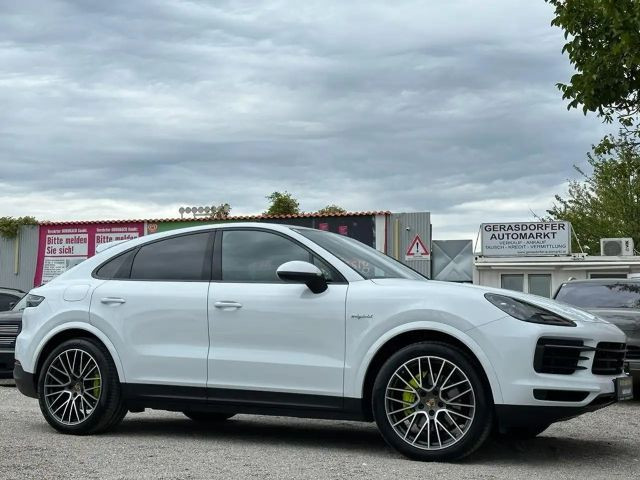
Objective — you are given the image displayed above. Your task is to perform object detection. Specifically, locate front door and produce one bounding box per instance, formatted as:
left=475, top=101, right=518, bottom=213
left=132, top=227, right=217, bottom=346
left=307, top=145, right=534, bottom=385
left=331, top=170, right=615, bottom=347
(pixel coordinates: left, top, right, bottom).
left=207, top=228, right=348, bottom=402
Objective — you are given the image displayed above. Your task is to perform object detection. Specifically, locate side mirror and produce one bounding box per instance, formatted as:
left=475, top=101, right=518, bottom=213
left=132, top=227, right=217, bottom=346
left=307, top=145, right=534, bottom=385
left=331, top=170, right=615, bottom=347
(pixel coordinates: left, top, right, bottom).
left=276, top=261, right=328, bottom=294
left=7, top=302, right=16, bottom=310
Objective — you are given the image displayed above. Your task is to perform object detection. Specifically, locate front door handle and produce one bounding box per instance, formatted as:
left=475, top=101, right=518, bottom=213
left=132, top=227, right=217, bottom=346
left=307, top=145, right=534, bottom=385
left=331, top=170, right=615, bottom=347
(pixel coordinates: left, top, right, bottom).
left=100, top=297, right=126, bottom=305
left=214, top=301, right=243, bottom=310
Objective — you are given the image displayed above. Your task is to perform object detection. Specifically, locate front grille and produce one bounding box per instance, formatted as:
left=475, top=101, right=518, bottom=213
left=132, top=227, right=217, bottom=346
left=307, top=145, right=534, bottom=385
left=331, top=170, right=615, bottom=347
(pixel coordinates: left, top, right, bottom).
left=0, top=322, right=21, bottom=350
left=0, top=324, right=20, bottom=335
left=592, top=342, right=626, bottom=375
left=534, top=338, right=590, bottom=375
left=626, top=345, right=640, bottom=361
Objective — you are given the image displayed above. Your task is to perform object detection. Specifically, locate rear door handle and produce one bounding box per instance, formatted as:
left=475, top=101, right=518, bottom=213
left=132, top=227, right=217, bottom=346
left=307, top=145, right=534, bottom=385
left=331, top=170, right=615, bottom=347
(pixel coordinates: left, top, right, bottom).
left=214, top=301, right=243, bottom=309
left=100, top=297, right=126, bottom=305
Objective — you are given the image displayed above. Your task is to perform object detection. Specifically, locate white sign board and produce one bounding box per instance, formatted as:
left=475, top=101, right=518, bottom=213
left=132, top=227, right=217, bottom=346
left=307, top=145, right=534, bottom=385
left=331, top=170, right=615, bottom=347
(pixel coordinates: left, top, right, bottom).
left=480, top=222, right=571, bottom=257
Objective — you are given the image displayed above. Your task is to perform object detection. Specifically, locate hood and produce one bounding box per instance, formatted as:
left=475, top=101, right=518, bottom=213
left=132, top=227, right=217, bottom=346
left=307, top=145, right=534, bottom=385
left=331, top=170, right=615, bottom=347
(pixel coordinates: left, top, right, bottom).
left=370, top=278, right=606, bottom=323
left=583, top=309, right=640, bottom=333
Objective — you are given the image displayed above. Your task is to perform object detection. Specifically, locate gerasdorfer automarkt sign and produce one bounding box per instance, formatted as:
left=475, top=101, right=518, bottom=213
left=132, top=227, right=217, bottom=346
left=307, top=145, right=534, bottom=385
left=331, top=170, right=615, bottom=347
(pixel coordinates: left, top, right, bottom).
left=480, top=221, right=571, bottom=257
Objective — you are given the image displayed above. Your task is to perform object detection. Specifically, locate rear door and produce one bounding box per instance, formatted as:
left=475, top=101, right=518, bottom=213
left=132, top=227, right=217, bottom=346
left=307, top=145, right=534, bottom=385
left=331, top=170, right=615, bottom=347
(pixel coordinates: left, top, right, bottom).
left=90, top=231, right=214, bottom=391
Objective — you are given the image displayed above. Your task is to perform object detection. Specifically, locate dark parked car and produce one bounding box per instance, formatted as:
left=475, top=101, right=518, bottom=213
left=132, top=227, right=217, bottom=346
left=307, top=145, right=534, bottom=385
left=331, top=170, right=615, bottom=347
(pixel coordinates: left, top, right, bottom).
left=0, top=294, right=26, bottom=378
left=555, top=279, right=640, bottom=394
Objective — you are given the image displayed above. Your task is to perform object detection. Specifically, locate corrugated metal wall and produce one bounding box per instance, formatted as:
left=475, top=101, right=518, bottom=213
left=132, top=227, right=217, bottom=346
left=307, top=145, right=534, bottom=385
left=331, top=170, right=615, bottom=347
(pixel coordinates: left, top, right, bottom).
left=0, top=225, right=39, bottom=292
left=386, top=212, right=432, bottom=277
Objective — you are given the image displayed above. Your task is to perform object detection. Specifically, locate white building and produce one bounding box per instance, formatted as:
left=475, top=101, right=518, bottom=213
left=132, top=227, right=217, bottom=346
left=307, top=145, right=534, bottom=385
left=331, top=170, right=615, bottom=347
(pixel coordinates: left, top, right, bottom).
left=474, top=254, right=640, bottom=298
left=473, top=221, right=640, bottom=297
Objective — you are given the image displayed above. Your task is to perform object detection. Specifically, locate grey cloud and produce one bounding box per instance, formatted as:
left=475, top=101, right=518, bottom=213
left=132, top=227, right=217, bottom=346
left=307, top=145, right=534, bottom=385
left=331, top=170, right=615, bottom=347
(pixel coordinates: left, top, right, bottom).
left=0, top=0, right=608, bottom=236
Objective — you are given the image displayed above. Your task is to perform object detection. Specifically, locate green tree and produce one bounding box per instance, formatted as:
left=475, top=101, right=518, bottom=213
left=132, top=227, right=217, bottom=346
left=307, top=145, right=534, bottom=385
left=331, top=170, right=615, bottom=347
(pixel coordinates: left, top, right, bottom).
left=264, top=191, right=300, bottom=216
left=548, top=131, right=640, bottom=253
left=546, top=0, right=640, bottom=133
left=0, top=216, right=37, bottom=239
left=316, top=204, right=347, bottom=215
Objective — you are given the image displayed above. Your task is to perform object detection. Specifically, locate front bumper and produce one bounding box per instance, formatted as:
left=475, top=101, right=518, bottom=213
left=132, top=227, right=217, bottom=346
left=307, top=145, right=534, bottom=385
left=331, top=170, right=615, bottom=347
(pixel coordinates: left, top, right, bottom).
left=13, top=360, right=37, bottom=398
left=626, top=359, right=640, bottom=382
left=469, top=316, right=628, bottom=407
left=496, top=393, right=616, bottom=429
left=0, top=351, right=14, bottom=379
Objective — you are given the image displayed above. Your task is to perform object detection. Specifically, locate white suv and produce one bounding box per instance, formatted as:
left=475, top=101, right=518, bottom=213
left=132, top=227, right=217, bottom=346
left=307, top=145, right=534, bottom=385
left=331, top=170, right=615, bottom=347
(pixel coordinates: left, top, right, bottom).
left=14, top=223, right=633, bottom=461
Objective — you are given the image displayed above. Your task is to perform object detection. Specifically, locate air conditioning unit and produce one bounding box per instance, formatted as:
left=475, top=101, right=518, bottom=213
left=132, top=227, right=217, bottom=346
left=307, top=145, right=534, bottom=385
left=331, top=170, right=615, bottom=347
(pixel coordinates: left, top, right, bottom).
left=600, top=238, right=634, bottom=256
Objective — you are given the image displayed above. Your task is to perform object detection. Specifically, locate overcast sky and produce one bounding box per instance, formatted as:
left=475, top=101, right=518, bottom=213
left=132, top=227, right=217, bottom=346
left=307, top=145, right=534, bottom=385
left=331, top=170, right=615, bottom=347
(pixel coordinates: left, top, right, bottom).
left=0, top=0, right=609, bottom=239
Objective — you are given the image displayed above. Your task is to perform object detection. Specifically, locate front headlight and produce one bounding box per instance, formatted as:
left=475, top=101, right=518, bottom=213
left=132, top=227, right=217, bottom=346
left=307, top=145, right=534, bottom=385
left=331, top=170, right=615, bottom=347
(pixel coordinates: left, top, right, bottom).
left=484, top=293, right=576, bottom=327
left=25, top=294, right=45, bottom=308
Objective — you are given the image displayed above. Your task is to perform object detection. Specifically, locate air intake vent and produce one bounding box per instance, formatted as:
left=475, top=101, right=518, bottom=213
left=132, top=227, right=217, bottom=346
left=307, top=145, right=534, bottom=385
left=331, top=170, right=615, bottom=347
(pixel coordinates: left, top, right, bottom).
left=626, top=345, right=640, bottom=361
left=534, top=338, right=590, bottom=375
left=592, top=342, right=626, bottom=375
left=0, top=321, right=21, bottom=349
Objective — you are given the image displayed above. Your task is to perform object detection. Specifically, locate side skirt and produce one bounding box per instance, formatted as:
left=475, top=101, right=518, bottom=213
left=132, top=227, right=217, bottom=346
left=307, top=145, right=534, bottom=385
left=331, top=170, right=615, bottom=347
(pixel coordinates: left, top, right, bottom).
left=122, top=383, right=368, bottom=421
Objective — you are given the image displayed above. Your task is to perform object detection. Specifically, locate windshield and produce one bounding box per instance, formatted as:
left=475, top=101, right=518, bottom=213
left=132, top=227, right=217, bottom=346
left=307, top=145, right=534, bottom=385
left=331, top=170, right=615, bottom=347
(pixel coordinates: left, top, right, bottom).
left=11, top=295, right=28, bottom=312
left=295, top=228, right=425, bottom=280
left=555, top=282, right=640, bottom=309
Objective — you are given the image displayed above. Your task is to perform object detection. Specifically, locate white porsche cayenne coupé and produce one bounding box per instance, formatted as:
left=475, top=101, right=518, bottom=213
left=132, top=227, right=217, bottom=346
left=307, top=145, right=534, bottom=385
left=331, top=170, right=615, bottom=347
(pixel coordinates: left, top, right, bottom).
left=14, top=223, right=633, bottom=461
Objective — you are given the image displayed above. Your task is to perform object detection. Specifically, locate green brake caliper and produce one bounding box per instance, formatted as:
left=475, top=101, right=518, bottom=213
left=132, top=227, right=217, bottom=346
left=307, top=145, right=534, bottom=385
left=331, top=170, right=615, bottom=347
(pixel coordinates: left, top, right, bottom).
left=93, top=377, right=101, bottom=400
left=402, top=376, right=423, bottom=412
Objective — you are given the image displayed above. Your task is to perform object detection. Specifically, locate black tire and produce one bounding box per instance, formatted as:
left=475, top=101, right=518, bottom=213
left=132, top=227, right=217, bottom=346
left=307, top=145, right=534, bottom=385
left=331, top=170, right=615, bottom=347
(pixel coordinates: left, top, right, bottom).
left=372, top=341, right=493, bottom=462
left=501, top=423, right=550, bottom=439
left=37, top=338, right=126, bottom=435
left=183, top=411, right=235, bottom=423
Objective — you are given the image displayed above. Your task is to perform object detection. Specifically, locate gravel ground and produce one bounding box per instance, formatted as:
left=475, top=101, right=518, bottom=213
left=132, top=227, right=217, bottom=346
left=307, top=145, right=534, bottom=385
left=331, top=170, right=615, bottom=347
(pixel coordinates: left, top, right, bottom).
left=1, top=380, right=639, bottom=480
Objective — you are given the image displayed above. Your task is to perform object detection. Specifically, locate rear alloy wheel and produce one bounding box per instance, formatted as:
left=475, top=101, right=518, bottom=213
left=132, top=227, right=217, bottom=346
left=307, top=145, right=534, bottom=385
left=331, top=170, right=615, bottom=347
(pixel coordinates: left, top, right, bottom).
left=38, top=338, right=126, bottom=434
left=372, top=342, right=493, bottom=461
left=183, top=411, right=235, bottom=424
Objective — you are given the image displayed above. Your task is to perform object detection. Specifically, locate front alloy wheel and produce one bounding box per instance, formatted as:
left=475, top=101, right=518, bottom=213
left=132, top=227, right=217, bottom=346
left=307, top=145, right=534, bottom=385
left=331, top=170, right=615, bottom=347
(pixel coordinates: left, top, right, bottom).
left=385, top=356, right=475, bottom=450
left=372, top=342, right=493, bottom=461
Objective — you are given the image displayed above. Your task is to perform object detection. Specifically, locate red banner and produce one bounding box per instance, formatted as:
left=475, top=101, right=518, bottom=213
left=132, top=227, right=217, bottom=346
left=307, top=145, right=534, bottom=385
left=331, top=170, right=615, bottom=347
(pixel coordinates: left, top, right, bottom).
left=34, top=222, right=144, bottom=286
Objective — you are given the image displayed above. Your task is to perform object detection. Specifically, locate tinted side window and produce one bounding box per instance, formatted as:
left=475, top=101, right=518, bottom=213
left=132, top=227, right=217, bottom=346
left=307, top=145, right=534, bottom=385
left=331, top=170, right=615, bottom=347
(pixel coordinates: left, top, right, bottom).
left=222, top=230, right=311, bottom=282
left=96, top=249, right=136, bottom=279
left=130, top=233, right=211, bottom=281
left=0, top=293, right=18, bottom=311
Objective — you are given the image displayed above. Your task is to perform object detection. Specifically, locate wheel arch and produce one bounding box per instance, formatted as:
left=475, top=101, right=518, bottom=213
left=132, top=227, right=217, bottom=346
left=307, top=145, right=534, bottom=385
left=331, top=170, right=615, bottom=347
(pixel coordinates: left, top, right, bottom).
left=33, top=323, right=125, bottom=389
left=359, top=328, right=502, bottom=421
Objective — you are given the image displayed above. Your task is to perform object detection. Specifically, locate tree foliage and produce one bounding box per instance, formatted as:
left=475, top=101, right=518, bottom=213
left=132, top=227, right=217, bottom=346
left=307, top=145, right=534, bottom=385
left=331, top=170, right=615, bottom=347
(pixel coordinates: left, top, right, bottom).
left=316, top=204, right=347, bottom=215
left=210, top=203, right=231, bottom=219
left=0, top=216, right=38, bottom=239
left=548, top=132, right=640, bottom=253
left=546, top=0, right=640, bottom=131
left=264, top=191, right=300, bottom=216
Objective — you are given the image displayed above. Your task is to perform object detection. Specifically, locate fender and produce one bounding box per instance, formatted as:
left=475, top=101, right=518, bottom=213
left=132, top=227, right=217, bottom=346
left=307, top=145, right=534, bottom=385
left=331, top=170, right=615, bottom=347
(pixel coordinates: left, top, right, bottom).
left=352, top=321, right=504, bottom=404
left=33, top=322, right=126, bottom=383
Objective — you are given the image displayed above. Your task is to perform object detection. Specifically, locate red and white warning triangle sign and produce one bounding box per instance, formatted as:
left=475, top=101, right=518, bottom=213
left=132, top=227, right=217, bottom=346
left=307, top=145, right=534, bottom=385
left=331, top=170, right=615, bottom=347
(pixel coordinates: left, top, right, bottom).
left=405, top=234, right=430, bottom=261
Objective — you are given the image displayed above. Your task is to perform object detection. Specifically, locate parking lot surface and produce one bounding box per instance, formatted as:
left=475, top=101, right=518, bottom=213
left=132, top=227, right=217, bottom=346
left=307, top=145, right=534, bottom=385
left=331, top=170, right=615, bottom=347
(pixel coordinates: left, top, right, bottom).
left=1, top=381, right=639, bottom=480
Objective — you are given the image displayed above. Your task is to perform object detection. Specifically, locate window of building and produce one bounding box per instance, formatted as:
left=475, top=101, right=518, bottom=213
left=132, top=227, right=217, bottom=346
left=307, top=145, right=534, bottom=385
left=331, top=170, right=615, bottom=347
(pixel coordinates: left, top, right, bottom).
left=130, top=233, right=211, bottom=281
left=528, top=274, right=552, bottom=297
left=589, top=273, right=628, bottom=279
left=501, top=274, right=524, bottom=292
left=500, top=273, right=553, bottom=297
